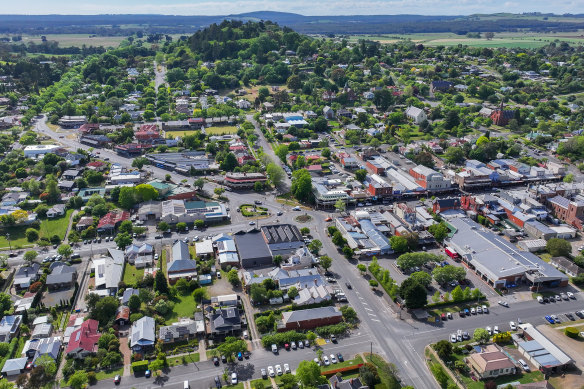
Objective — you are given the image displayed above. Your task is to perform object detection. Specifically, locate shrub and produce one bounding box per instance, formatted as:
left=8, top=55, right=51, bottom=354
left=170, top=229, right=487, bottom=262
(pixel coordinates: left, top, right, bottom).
left=131, top=360, right=149, bottom=372
left=564, top=327, right=580, bottom=339
left=369, top=280, right=379, bottom=287
left=87, top=371, right=97, bottom=385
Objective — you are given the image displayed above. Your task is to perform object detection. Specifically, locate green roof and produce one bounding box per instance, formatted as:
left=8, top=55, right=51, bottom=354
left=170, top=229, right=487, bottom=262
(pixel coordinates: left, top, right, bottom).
left=149, top=181, right=171, bottom=190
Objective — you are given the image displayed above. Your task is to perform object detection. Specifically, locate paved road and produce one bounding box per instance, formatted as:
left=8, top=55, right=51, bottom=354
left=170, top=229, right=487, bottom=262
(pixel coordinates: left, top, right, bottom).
left=154, top=61, right=167, bottom=91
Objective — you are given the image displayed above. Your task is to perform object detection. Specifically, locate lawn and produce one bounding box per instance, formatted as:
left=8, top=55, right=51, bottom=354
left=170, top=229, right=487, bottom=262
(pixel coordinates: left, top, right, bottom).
left=250, top=378, right=269, bottom=389
left=224, top=383, right=244, bottom=389
left=95, top=366, right=124, bottom=381
left=206, top=126, right=238, bottom=135
left=163, top=130, right=201, bottom=137
left=167, top=353, right=200, bottom=367
left=321, top=355, right=364, bottom=373
left=21, top=34, right=127, bottom=48
left=39, top=209, right=74, bottom=240
left=0, top=225, right=33, bottom=249
left=160, top=248, right=168, bottom=277
left=366, top=353, right=401, bottom=389
left=165, top=293, right=198, bottom=324
left=123, top=263, right=145, bottom=285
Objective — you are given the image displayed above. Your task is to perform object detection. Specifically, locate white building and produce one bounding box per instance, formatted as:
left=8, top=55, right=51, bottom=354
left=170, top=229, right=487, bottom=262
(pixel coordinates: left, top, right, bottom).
left=405, top=106, right=427, bottom=124
left=23, top=145, right=60, bottom=158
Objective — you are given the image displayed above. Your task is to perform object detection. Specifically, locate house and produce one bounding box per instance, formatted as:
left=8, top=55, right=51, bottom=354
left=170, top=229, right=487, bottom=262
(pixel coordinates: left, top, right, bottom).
left=550, top=257, right=583, bottom=277
left=0, top=315, right=22, bottom=342
left=75, top=216, right=94, bottom=231
left=159, top=318, right=201, bottom=343
left=115, top=306, right=130, bottom=326
left=405, top=106, right=427, bottom=124
left=46, top=204, right=66, bottom=218
left=466, top=344, right=516, bottom=380
left=195, top=240, right=214, bottom=258
left=1, top=191, right=28, bottom=206
left=31, top=323, right=53, bottom=339
left=1, top=357, right=27, bottom=376
left=13, top=263, right=41, bottom=290
left=93, top=249, right=125, bottom=295
left=167, top=240, right=197, bottom=284
left=121, top=288, right=140, bottom=305
left=46, top=263, right=77, bottom=291
left=97, top=210, right=130, bottom=233
left=209, top=307, right=241, bottom=336
left=323, top=106, right=334, bottom=120
left=234, top=229, right=273, bottom=268
left=430, top=80, right=453, bottom=94
left=125, top=243, right=154, bottom=268
left=329, top=376, right=368, bottom=389
left=130, top=316, right=156, bottom=353
left=86, top=161, right=107, bottom=171
left=66, top=319, right=100, bottom=358
left=22, top=336, right=61, bottom=363
left=61, top=169, right=82, bottom=180
left=279, top=306, right=342, bottom=331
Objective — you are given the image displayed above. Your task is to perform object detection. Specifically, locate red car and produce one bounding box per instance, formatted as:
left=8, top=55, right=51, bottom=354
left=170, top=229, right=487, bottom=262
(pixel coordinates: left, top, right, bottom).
left=284, top=343, right=290, bottom=350
left=441, top=313, right=447, bottom=321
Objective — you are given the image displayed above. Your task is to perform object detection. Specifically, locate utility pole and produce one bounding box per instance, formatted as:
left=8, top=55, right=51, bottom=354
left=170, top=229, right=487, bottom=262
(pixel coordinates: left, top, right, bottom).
left=6, top=234, right=11, bottom=255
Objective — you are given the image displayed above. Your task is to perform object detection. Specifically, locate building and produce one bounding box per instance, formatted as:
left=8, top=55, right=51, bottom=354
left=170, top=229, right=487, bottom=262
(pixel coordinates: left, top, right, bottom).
left=66, top=319, right=100, bottom=358
left=31, top=323, right=53, bottom=339
left=549, top=257, right=582, bottom=277
left=0, top=315, right=22, bottom=342
left=279, top=306, right=342, bottom=331
left=454, top=168, right=492, bottom=190
left=167, top=240, right=197, bottom=284
left=130, top=316, right=156, bottom=353
left=115, top=306, right=130, bottom=326
left=93, top=249, right=125, bottom=296
left=432, top=197, right=461, bottom=214
left=365, top=174, right=392, bottom=198
left=409, top=165, right=451, bottom=192
left=22, top=336, right=61, bottom=363
left=490, top=102, right=515, bottom=127
left=430, top=80, right=453, bottom=94
left=223, top=172, right=268, bottom=189
left=13, top=263, right=41, bottom=290
left=45, top=263, right=77, bottom=291
left=23, top=144, right=60, bottom=158
left=1, top=357, right=27, bottom=376
left=516, top=323, right=573, bottom=373
left=209, top=307, right=241, bottom=336
left=323, top=106, right=334, bottom=120
left=466, top=344, right=516, bottom=380
left=261, top=224, right=304, bottom=258
left=524, top=220, right=557, bottom=241
left=125, top=243, right=154, bottom=268
left=159, top=318, right=202, bottom=343
left=58, top=115, right=86, bottom=128
left=97, top=210, right=130, bottom=233
left=195, top=240, right=214, bottom=258
left=329, top=376, right=367, bottom=389
left=340, top=156, right=359, bottom=169
left=366, top=155, right=392, bottom=175
left=234, top=229, right=273, bottom=268
left=447, top=218, right=568, bottom=289
left=405, top=106, right=427, bottom=124
left=547, top=196, right=584, bottom=230
left=312, top=181, right=351, bottom=208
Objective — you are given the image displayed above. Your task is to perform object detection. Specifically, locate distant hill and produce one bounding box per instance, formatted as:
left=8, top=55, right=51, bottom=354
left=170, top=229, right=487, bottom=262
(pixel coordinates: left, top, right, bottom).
left=0, top=12, right=583, bottom=36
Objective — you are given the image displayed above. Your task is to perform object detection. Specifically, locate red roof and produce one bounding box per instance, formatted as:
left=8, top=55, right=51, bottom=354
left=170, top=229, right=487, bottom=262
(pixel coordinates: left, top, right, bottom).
left=307, top=164, right=322, bottom=171
left=188, top=118, right=204, bottom=123
left=237, top=155, right=256, bottom=165
left=66, top=319, right=100, bottom=355
left=135, top=130, right=161, bottom=140
left=87, top=161, right=106, bottom=168
left=97, top=210, right=130, bottom=229
left=139, top=124, right=158, bottom=132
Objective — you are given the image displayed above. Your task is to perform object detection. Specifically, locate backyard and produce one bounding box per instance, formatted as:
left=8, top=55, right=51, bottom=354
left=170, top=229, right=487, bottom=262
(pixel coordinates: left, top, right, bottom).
left=0, top=209, right=74, bottom=249
left=164, top=293, right=199, bottom=325
left=123, top=263, right=145, bottom=285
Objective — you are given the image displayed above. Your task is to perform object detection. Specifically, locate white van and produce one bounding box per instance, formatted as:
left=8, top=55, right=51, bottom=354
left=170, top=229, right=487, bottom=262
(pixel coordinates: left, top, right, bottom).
left=184, top=381, right=190, bottom=389
left=518, top=359, right=530, bottom=372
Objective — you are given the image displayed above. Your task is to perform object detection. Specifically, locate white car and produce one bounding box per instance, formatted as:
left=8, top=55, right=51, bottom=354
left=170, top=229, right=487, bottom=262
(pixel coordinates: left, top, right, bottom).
left=498, top=301, right=509, bottom=307
left=476, top=306, right=482, bottom=314
left=494, top=326, right=500, bottom=334
left=551, top=314, right=560, bottom=323
left=154, top=253, right=159, bottom=260
left=275, top=364, right=283, bottom=376
left=567, top=292, right=575, bottom=299
left=268, top=366, right=275, bottom=377
left=231, top=373, right=237, bottom=385
left=450, top=334, right=457, bottom=343
left=482, top=305, right=489, bottom=313
left=509, top=321, right=517, bottom=331
left=313, top=358, right=320, bottom=366
left=470, top=307, right=476, bottom=315
left=323, top=356, right=330, bottom=366
left=447, top=312, right=453, bottom=320
left=330, top=354, right=337, bottom=364
left=486, top=326, right=492, bottom=335
left=284, top=364, right=290, bottom=374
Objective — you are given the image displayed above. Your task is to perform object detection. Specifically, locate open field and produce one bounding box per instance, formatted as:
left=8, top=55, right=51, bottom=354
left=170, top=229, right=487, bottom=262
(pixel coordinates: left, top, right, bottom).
left=349, top=31, right=584, bottom=48
left=205, top=126, right=238, bottom=135
left=12, top=34, right=128, bottom=48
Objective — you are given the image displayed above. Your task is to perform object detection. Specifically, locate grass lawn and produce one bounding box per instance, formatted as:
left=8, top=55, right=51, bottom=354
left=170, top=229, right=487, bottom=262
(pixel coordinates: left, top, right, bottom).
left=61, top=311, right=71, bottom=331
left=0, top=225, right=33, bottom=249
left=206, top=126, right=238, bottom=135
left=425, top=349, right=457, bottom=388
left=189, top=245, right=196, bottom=258
left=95, top=366, right=124, bottom=381
left=123, top=263, right=145, bottom=285
left=163, top=130, right=201, bottom=137
left=160, top=248, right=168, bottom=277
left=224, top=383, right=244, bottom=389
left=39, top=209, right=74, bottom=240
left=365, top=353, right=401, bottom=388
left=321, top=355, right=364, bottom=374
left=250, top=378, right=269, bottom=388
left=167, top=353, right=200, bottom=367
left=165, top=293, right=198, bottom=324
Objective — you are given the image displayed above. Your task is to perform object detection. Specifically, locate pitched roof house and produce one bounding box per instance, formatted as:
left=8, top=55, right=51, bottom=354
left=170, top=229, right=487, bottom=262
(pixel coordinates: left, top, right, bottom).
left=130, top=316, right=156, bottom=352
left=0, top=315, right=22, bottom=342
left=66, top=319, right=100, bottom=358
left=210, top=307, right=241, bottom=336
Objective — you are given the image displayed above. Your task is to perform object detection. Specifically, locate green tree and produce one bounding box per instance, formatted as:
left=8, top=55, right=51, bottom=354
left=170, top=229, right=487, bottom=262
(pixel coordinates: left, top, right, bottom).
left=227, top=268, right=240, bottom=287
left=410, top=271, right=432, bottom=287
left=193, top=287, right=208, bottom=303
left=291, top=169, right=312, bottom=202
left=155, top=270, right=169, bottom=295
left=428, top=222, right=449, bottom=242
left=332, top=231, right=346, bottom=246
left=287, top=286, right=299, bottom=299
left=176, top=222, right=187, bottom=232
left=355, top=169, right=367, bottom=182
left=296, top=360, right=323, bottom=387
left=273, top=255, right=283, bottom=266
left=340, top=305, right=358, bottom=322
left=118, top=220, right=133, bottom=234
left=57, top=244, right=73, bottom=259
left=274, top=144, right=289, bottom=163
left=546, top=238, right=571, bottom=257
left=473, top=328, right=490, bottom=344
left=114, top=232, right=133, bottom=250
left=320, top=255, right=332, bottom=271
left=217, top=336, right=248, bottom=362
left=564, top=173, right=574, bottom=183
left=390, top=236, right=409, bottom=254
left=433, top=340, right=453, bottom=360
left=308, top=239, right=322, bottom=254
left=444, top=147, right=465, bottom=164
left=451, top=285, right=463, bottom=302
left=90, top=296, right=119, bottom=326
left=321, top=148, right=331, bottom=159
left=195, top=219, right=204, bottom=229
left=432, top=265, right=466, bottom=285
left=135, top=184, right=158, bottom=201
left=68, top=371, right=88, bottom=389
left=266, top=163, right=285, bottom=188
left=334, top=198, right=346, bottom=213
left=157, top=221, right=169, bottom=232
left=23, top=250, right=38, bottom=264
left=118, top=187, right=136, bottom=209
left=128, top=294, right=141, bottom=312
left=343, top=246, right=354, bottom=259
left=220, top=153, right=238, bottom=171
left=194, top=178, right=205, bottom=191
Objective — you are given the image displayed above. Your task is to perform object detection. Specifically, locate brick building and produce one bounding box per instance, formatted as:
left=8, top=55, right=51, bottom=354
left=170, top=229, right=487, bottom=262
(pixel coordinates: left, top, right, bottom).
left=279, top=306, right=342, bottom=331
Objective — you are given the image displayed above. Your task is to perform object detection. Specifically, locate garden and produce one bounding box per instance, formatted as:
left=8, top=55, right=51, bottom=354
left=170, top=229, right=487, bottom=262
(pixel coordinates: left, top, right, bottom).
left=239, top=204, right=268, bottom=217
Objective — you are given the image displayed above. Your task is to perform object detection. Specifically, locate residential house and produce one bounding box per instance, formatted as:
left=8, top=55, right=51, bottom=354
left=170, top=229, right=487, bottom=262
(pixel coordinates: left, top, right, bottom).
left=329, top=376, right=368, bottom=389
left=46, top=204, right=66, bottom=218
left=75, top=216, right=94, bottom=231
left=115, top=306, right=130, bottom=326
left=167, top=240, right=197, bottom=284
left=550, top=257, right=582, bottom=277
left=159, top=318, right=200, bottom=343
left=93, top=249, right=125, bottom=296
left=0, top=315, right=22, bottom=342
left=130, top=316, right=156, bottom=353
left=430, top=80, right=453, bottom=94
left=323, top=106, right=334, bottom=120
left=405, top=106, right=427, bottom=124
left=467, top=344, right=516, bottom=380
left=66, top=319, right=100, bottom=358
left=31, top=323, right=53, bottom=339
left=121, top=288, right=140, bottom=305
left=547, top=196, right=584, bottom=230
left=13, top=263, right=41, bottom=290
left=46, top=263, right=77, bottom=291
left=125, top=243, right=154, bottom=268
left=22, top=336, right=61, bottom=363
left=1, top=357, right=27, bottom=376
left=209, top=307, right=242, bottom=336
left=1, top=191, right=28, bottom=206
left=195, top=240, right=214, bottom=258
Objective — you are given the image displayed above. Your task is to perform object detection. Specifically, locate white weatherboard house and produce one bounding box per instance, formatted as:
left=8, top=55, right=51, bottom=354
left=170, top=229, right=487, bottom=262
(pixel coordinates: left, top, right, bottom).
left=405, top=106, right=427, bottom=124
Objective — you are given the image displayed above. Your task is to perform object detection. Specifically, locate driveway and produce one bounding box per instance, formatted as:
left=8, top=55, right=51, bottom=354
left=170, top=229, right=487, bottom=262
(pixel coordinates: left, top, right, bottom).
left=119, top=335, right=132, bottom=377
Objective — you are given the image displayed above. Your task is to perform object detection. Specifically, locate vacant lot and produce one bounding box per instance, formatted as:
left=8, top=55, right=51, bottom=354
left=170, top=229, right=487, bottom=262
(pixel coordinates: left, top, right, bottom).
left=39, top=209, right=74, bottom=240
left=206, top=126, right=238, bottom=135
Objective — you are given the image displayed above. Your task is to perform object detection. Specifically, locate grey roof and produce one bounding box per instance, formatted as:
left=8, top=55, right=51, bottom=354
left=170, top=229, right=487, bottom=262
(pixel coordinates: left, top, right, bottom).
left=130, top=316, right=156, bottom=348
left=0, top=315, right=22, bottom=339
left=168, top=259, right=197, bottom=273
left=159, top=320, right=198, bottom=341
left=122, top=288, right=140, bottom=305
left=14, top=263, right=41, bottom=279
left=261, top=224, right=303, bottom=244
left=447, top=218, right=568, bottom=283
left=210, top=307, right=241, bottom=332
left=1, top=357, right=27, bottom=373
left=517, top=324, right=572, bottom=368
left=46, top=264, right=76, bottom=285
left=172, top=240, right=190, bottom=262
left=282, top=306, right=342, bottom=324
left=234, top=230, right=272, bottom=261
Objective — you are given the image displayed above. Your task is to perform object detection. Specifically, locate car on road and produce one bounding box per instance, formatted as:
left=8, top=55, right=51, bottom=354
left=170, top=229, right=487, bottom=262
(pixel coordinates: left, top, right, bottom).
left=145, top=370, right=151, bottom=378
left=114, top=375, right=121, bottom=385
left=268, top=366, right=275, bottom=377
left=249, top=221, right=255, bottom=225
left=498, top=300, right=509, bottom=307
left=450, top=334, right=457, bottom=343
left=292, top=206, right=300, bottom=211
left=345, top=282, right=352, bottom=290
left=271, top=344, right=278, bottom=353
left=231, top=373, right=237, bottom=385
left=261, top=369, right=267, bottom=379
left=275, top=365, right=283, bottom=375
left=213, top=356, right=219, bottom=366
left=325, top=217, right=332, bottom=222
left=277, top=211, right=283, bottom=216
left=518, top=359, right=530, bottom=372
left=567, top=292, right=575, bottom=299
left=154, top=254, right=159, bottom=260
left=544, top=315, right=555, bottom=324
left=509, top=321, right=517, bottom=331
left=284, top=364, right=291, bottom=374
left=323, top=356, right=330, bottom=366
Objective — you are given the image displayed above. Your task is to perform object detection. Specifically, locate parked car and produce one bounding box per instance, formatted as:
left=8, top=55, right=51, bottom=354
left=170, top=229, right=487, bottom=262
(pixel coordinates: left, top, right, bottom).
left=441, top=313, right=447, bottom=321
left=275, top=365, right=283, bottom=376
left=268, top=366, right=275, bottom=377
left=323, top=356, right=330, bottom=366
left=498, top=301, right=509, bottom=307
left=518, top=359, right=530, bottom=372
left=271, top=344, right=278, bottom=353
left=237, top=352, right=243, bottom=360
left=284, top=364, right=291, bottom=374
left=567, top=292, right=575, bottom=299
left=330, top=354, right=337, bottom=364
left=450, top=334, right=457, bottom=343
left=304, top=340, right=310, bottom=348
left=330, top=335, right=337, bottom=343
left=561, top=293, right=569, bottom=300
left=261, top=369, right=267, bottom=379
left=337, top=353, right=344, bottom=362
left=476, top=306, right=482, bottom=314
left=493, top=326, right=500, bottom=334
left=544, top=316, right=555, bottom=324
left=298, top=341, right=304, bottom=349
left=221, top=355, right=227, bottom=363
left=537, top=296, right=544, bottom=303
left=486, top=326, right=492, bottom=335
left=447, top=312, right=453, bottom=320
left=555, top=295, right=562, bottom=302
left=566, top=312, right=575, bottom=321
left=231, top=373, right=237, bottom=385
left=291, top=341, right=297, bottom=350
left=509, top=321, right=517, bottom=331
left=551, top=314, right=560, bottom=323
left=213, top=356, right=219, bottom=366
left=284, top=343, right=290, bottom=350
left=470, top=307, right=476, bottom=315
left=313, top=358, right=320, bottom=366
left=114, top=375, right=121, bottom=385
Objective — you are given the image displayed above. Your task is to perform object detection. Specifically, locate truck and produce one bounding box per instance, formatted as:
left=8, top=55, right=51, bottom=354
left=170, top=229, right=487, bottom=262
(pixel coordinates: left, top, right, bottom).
left=444, top=247, right=459, bottom=260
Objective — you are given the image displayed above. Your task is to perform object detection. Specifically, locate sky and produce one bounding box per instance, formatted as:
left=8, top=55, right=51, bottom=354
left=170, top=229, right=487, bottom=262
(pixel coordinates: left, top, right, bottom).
left=3, top=0, right=584, bottom=15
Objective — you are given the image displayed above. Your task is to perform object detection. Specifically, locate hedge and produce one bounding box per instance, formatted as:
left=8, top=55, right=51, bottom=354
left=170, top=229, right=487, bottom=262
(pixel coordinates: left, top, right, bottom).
left=565, top=327, right=580, bottom=339
left=131, top=361, right=149, bottom=372
left=321, top=364, right=363, bottom=377
left=368, top=259, right=398, bottom=299
left=314, top=323, right=349, bottom=337
left=426, top=295, right=486, bottom=309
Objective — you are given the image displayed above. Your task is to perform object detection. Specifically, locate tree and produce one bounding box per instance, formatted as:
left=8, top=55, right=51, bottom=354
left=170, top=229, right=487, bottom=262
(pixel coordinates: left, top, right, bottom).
left=473, top=328, right=490, bottom=344
left=308, top=239, right=322, bottom=254
left=176, top=222, right=187, bottom=232
left=546, top=238, right=571, bottom=257
left=132, top=157, right=149, bottom=169
left=157, top=221, right=169, bottom=232
left=343, top=246, right=354, bottom=259
left=155, top=271, right=169, bottom=295
left=433, top=340, right=453, bottom=360
left=195, top=219, right=205, bottom=229
left=194, top=178, right=205, bottom=191
left=23, top=250, right=38, bottom=264
left=135, top=184, right=158, bottom=202
left=296, top=360, right=323, bottom=387
left=410, top=271, right=432, bottom=287
left=266, top=163, right=285, bottom=189
left=217, top=336, right=247, bottom=362
left=57, top=244, right=73, bottom=259
left=227, top=268, right=240, bottom=287
left=291, top=169, right=312, bottom=202
left=355, top=169, right=367, bottom=182
left=444, top=147, right=465, bottom=164
left=220, top=153, right=238, bottom=171
left=90, top=296, right=119, bottom=326
left=273, top=255, right=283, bottom=266
left=340, top=305, right=358, bottom=322
left=485, top=32, right=495, bottom=40
left=390, top=236, right=409, bottom=254
left=332, top=231, right=346, bottom=246
left=128, top=294, right=141, bottom=312
left=334, top=198, right=346, bottom=213
left=214, top=187, right=225, bottom=197
left=320, top=255, right=332, bottom=271
left=321, top=148, right=331, bottom=159
left=432, top=265, right=466, bottom=285
left=451, top=285, right=463, bottom=302
left=274, top=144, right=289, bottom=163
left=564, top=173, right=574, bottom=183
left=287, top=286, right=299, bottom=299
left=428, top=222, right=449, bottom=242
left=68, top=371, right=88, bottom=389
left=118, top=187, right=136, bottom=209
left=114, top=232, right=133, bottom=250
left=26, top=228, right=39, bottom=242
left=193, top=287, right=208, bottom=303
left=118, top=220, right=133, bottom=234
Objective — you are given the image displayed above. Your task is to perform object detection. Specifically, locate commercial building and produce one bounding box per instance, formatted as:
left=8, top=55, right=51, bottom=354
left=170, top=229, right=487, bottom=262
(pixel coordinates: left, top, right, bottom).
left=516, top=323, right=573, bottom=373
left=366, top=155, right=392, bottom=175
left=234, top=229, right=273, bottom=268
left=224, top=172, right=268, bottom=189
left=547, top=195, right=584, bottom=230
left=279, top=306, right=342, bottom=331
left=312, top=180, right=352, bottom=208
left=23, top=144, right=61, bottom=158
left=365, top=174, right=392, bottom=198
left=145, top=152, right=218, bottom=174
left=261, top=224, right=304, bottom=258
left=447, top=218, right=568, bottom=289
left=409, top=165, right=451, bottom=192
left=58, top=115, right=87, bottom=128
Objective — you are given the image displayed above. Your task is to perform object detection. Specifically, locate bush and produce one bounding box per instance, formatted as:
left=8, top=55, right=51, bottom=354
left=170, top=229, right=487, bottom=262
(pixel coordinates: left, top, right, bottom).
left=369, top=280, right=379, bottom=287
left=565, top=327, right=580, bottom=339
left=314, top=323, right=349, bottom=337
left=131, top=360, right=150, bottom=372
left=87, top=371, right=97, bottom=385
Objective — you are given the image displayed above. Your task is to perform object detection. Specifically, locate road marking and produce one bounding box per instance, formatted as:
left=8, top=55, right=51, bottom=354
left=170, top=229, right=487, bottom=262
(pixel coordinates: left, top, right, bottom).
left=368, top=313, right=377, bottom=317
left=370, top=319, right=381, bottom=322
